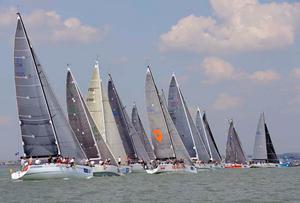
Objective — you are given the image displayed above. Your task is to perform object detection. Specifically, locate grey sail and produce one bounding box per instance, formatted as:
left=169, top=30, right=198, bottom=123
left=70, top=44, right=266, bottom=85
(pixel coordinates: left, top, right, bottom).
left=132, top=104, right=156, bottom=160
left=253, top=113, right=268, bottom=161
left=265, top=123, right=279, bottom=163
left=168, top=75, right=210, bottom=161
left=14, top=13, right=85, bottom=160
left=145, top=67, right=175, bottom=159
left=66, top=70, right=117, bottom=165
left=108, top=77, right=135, bottom=159
left=168, top=75, right=196, bottom=158
left=108, top=76, right=151, bottom=162
left=66, top=70, right=100, bottom=159
left=253, top=113, right=279, bottom=163
left=195, top=108, right=212, bottom=160
left=160, top=90, right=193, bottom=165
left=202, top=113, right=222, bottom=162
left=225, top=121, right=247, bottom=164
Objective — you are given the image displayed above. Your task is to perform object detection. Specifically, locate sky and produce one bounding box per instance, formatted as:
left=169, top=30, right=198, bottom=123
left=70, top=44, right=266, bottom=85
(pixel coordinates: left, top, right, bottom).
left=0, top=0, right=300, bottom=160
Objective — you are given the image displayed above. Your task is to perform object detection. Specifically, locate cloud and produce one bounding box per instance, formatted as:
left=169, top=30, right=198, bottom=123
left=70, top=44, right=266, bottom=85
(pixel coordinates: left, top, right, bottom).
left=160, top=0, right=300, bottom=53
left=0, top=8, right=107, bottom=43
left=249, top=70, right=281, bottom=83
left=290, top=68, right=300, bottom=79
left=200, top=57, right=280, bottom=84
left=212, top=93, right=243, bottom=110
left=201, top=57, right=245, bottom=84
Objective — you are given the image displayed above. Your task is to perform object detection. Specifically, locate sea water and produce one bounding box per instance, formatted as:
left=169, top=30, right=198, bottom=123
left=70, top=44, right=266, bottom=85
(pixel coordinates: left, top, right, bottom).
left=0, top=166, right=299, bottom=203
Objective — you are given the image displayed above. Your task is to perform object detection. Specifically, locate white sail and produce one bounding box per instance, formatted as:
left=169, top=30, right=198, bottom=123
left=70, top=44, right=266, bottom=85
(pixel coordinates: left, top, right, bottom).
left=86, top=61, right=106, bottom=141
left=86, top=62, right=127, bottom=164
left=253, top=113, right=268, bottom=160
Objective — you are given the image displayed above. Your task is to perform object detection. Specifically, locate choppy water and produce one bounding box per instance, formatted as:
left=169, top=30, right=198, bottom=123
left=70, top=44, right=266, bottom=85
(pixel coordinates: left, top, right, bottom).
left=0, top=166, right=299, bottom=203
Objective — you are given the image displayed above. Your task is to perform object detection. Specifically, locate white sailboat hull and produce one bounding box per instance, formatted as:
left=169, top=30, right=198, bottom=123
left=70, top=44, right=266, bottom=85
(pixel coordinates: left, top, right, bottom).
left=130, top=163, right=146, bottom=173
left=250, top=163, right=279, bottom=168
left=11, top=164, right=93, bottom=180
left=146, top=163, right=197, bottom=174
left=119, top=165, right=132, bottom=174
left=92, top=165, right=121, bottom=176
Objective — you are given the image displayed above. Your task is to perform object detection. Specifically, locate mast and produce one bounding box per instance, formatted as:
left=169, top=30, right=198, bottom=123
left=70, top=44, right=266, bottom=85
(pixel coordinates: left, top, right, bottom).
left=16, top=13, right=61, bottom=156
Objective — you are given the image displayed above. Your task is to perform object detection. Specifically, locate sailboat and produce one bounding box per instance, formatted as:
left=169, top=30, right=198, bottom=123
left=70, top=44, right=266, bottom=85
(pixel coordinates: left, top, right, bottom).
left=66, top=69, right=123, bottom=176
left=145, top=67, right=197, bottom=174
left=85, top=61, right=130, bottom=174
left=195, top=109, right=222, bottom=163
left=108, top=75, right=151, bottom=172
left=11, top=13, right=92, bottom=180
left=251, top=113, right=279, bottom=168
left=168, top=75, right=212, bottom=169
left=131, top=103, right=156, bottom=161
left=224, top=120, right=248, bottom=168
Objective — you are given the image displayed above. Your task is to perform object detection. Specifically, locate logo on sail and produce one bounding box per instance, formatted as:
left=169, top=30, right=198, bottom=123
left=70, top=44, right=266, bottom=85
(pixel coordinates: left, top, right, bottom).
left=153, top=129, right=163, bottom=143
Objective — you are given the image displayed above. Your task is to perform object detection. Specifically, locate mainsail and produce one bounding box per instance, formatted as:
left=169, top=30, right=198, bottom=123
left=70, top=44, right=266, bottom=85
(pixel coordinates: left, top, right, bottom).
left=86, top=62, right=127, bottom=163
left=14, top=13, right=85, bottom=160
left=168, top=75, right=210, bottom=161
left=225, top=120, right=247, bottom=164
left=196, top=110, right=222, bottom=162
left=145, top=68, right=175, bottom=159
left=132, top=104, right=156, bottom=160
left=253, top=113, right=278, bottom=163
left=108, top=75, right=151, bottom=162
left=145, top=67, right=192, bottom=165
left=66, top=70, right=117, bottom=165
